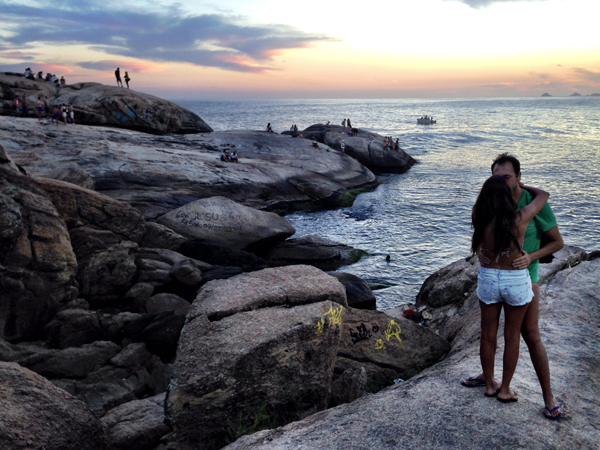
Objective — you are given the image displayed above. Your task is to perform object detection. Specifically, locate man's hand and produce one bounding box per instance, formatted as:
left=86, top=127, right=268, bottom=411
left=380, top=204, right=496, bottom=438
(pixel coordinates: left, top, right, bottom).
left=477, top=250, right=491, bottom=265
left=512, top=250, right=531, bottom=270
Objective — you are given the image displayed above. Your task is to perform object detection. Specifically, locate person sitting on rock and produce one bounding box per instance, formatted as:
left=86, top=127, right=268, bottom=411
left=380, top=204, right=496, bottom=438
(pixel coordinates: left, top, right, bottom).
left=60, top=76, right=66, bottom=86
left=231, top=151, right=239, bottom=163
left=37, top=71, right=43, bottom=79
left=340, top=140, right=346, bottom=154
left=220, top=150, right=232, bottom=162
left=24, top=67, right=31, bottom=78
left=326, top=121, right=330, bottom=128
left=45, top=72, right=52, bottom=81
left=266, top=123, right=274, bottom=133
left=395, top=138, right=400, bottom=150
left=312, top=140, right=320, bottom=149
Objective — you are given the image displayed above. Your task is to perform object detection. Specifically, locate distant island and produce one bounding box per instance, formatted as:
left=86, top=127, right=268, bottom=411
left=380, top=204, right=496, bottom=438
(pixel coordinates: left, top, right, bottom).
left=541, top=92, right=600, bottom=97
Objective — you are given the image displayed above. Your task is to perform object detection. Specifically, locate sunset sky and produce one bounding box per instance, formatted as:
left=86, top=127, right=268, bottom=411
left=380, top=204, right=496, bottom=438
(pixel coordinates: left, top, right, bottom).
left=1, top=0, right=599, bottom=99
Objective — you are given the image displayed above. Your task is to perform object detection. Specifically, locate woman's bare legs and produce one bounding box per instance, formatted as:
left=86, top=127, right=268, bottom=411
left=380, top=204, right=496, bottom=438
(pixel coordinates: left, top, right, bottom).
left=498, top=302, right=530, bottom=401
left=479, top=300, right=503, bottom=396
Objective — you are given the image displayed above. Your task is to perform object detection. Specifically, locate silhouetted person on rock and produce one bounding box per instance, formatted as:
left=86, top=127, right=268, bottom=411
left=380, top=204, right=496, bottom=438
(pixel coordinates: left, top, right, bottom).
left=115, top=67, right=123, bottom=87
left=124, top=71, right=131, bottom=89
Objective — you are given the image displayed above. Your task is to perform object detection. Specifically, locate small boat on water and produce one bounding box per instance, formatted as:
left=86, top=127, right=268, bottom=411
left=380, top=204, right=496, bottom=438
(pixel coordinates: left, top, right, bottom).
left=417, top=115, right=436, bottom=125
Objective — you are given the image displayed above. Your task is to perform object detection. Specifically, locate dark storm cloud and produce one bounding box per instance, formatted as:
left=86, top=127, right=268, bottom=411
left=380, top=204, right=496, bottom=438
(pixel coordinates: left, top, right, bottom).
left=0, top=1, right=332, bottom=73
left=448, top=0, right=548, bottom=9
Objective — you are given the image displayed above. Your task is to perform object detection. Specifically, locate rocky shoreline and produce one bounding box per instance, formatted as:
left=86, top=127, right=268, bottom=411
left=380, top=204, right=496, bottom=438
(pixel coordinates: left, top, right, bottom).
left=1, top=78, right=597, bottom=450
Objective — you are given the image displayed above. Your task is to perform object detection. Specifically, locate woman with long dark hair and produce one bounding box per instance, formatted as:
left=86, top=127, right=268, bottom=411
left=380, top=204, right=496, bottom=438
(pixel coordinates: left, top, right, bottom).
left=472, top=175, right=548, bottom=403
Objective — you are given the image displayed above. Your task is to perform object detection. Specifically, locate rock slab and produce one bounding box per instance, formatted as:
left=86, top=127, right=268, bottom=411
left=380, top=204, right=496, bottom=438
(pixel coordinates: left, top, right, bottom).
left=0, top=361, right=107, bottom=450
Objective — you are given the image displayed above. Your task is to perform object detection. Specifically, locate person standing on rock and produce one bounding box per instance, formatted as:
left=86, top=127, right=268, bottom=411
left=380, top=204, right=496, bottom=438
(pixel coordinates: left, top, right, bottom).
left=347, top=118, right=352, bottom=129
left=115, top=67, right=123, bottom=87
left=341, top=118, right=346, bottom=130
left=21, top=96, right=29, bottom=117
left=472, top=175, right=548, bottom=405
left=124, top=71, right=131, bottom=89
left=340, top=140, right=346, bottom=154
left=36, top=97, right=43, bottom=122
left=463, top=153, right=564, bottom=420
left=68, top=105, right=75, bottom=124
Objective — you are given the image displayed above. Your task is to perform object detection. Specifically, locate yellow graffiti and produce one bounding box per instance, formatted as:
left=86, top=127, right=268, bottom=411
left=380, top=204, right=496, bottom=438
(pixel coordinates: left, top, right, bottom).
left=315, top=318, right=326, bottom=334
left=323, top=305, right=344, bottom=326
left=384, top=319, right=402, bottom=343
left=315, top=305, right=344, bottom=334
left=375, top=320, right=402, bottom=350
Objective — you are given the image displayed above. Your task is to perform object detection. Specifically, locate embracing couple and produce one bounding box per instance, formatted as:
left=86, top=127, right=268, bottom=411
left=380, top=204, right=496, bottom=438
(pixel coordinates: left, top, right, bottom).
left=465, top=153, right=563, bottom=420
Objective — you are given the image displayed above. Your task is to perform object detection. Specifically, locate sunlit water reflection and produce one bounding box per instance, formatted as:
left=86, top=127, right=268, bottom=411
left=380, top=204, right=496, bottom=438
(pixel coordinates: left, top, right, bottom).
left=178, top=98, right=600, bottom=309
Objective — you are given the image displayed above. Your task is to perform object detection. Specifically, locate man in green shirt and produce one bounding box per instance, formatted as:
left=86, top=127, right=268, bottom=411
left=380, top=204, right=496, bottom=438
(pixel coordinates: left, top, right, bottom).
left=462, top=153, right=564, bottom=420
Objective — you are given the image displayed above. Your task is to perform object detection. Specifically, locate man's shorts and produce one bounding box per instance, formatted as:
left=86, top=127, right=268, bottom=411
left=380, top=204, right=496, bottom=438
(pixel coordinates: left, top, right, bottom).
left=477, top=267, right=533, bottom=307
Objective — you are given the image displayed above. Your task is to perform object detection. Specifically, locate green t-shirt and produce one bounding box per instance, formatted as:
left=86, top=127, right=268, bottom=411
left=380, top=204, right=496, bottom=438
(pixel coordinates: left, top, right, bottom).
left=516, top=190, right=557, bottom=282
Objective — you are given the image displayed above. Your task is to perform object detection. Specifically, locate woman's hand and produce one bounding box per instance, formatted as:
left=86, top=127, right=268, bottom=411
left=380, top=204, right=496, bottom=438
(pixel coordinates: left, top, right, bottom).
left=512, top=250, right=531, bottom=270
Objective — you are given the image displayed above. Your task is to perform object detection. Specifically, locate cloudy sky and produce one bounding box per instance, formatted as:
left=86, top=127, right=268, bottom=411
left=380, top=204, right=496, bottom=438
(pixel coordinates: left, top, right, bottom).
left=1, top=0, right=598, bottom=99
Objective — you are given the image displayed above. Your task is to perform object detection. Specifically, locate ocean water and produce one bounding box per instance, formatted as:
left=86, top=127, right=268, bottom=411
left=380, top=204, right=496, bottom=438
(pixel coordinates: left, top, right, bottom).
left=177, top=98, right=600, bottom=309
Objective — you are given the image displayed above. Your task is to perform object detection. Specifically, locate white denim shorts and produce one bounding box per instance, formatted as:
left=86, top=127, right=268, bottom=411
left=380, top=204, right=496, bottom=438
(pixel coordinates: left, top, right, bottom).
left=477, top=267, right=534, bottom=307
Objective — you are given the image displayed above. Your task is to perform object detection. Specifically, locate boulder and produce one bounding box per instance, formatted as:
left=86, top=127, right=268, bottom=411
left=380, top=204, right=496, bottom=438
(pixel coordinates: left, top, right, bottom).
left=78, top=241, right=138, bottom=308
left=0, top=143, right=20, bottom=174
left=0, top=165, right=78, bottom=342
left=35, top=177, right=146, bottom=242
left=69, top=225, right=126, bottom=261
left=303, top=124, right=416, bottom=174
left=144, top=293, right=191, bottom=316
left=47, top=164, right=96, bottom=190
left=156, top=196, right=295, bottom=251
left=16, top=341, right=121, bottom=378
left=44, top=309, right=103, bottom=349
left=166, top=301, right=342, bottom=450
left=53, top=82, right=213, bottom=134
left=0, top=73, right=212, bottom=134
left=260, top=235, right=366, bottom=271
left=330, top=272, right=377, bottom=309
left=191, top=265, right=347, bottom=321
left=98, top=311, right=143, bottom=343
left=141, top=222, right=188, bottom=250
left=0, top=361, right=107, bottom=450
left=124, top=311, right=186, bottom=362
left=226, top=250, right=600, bottom=450
left=177, top=239, right=267, bottom=271
left=336, top=308, right=450, bottom=382
left=101, top=394, right=171, bottom=450
left=416, top=254, right=479, bottom=308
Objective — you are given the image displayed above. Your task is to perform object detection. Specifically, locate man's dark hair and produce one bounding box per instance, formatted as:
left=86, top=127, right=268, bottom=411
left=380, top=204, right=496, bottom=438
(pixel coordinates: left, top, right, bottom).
left=491, top=153, right=520, bottom=175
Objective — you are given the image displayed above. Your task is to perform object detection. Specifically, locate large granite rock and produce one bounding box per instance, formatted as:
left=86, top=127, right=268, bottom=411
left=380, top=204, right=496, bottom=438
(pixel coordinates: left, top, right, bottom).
left=157, top=196, right=296, bottom=251
left=191, top=265, right=347, bottom=321
left=0, top=72, right=212, bottom=134
left=303, top=124, right=416, bottom=174
left=166, top=301, right=342, bottom=450
left=330, top=272, right=377, bottom=309
left=260, top=235, right=366, bottom=271
left=0, top=165, right=78, bottom=342
left=225, top=249, right=600, bottom=450
left=101, top=393, right=171, bottom=450
left=1, top=120, right=380, bottom=219
left=35, top=177, right=146, bottom=242
left=0, top=361, right=107, bottom=450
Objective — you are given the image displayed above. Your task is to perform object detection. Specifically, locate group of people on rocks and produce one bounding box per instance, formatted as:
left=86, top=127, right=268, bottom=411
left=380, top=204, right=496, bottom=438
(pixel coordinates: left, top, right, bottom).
left=383, top=136, right=400, bottom=151
left=220, top=149, right=239, bottom=163
left=13, top=95, right=75, bottom=125
left=24, top=68, right=66, bottom=87
left=114, top=68, right=132, bottom=89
